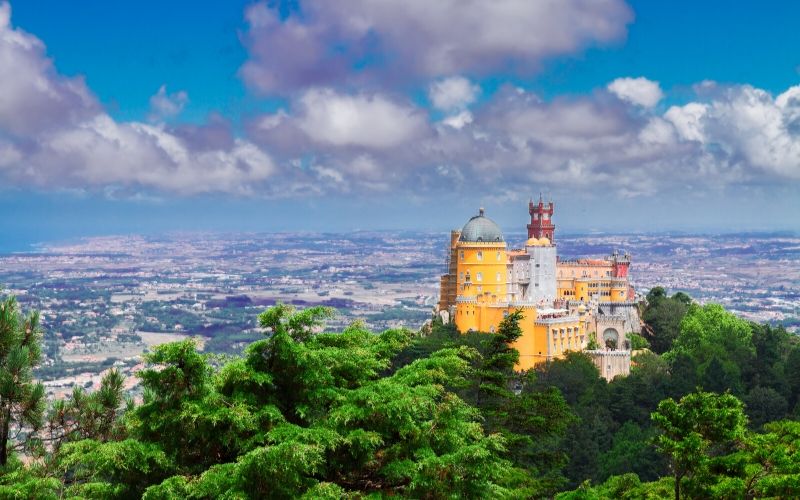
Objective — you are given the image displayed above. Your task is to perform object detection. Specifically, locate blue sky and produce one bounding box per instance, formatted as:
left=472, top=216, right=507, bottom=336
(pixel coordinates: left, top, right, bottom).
left=1, top=0, right=800, bottom=250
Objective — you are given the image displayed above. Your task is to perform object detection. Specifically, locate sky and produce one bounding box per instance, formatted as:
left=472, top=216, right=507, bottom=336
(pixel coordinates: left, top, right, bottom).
left=1, top=0, right=800, bottom=250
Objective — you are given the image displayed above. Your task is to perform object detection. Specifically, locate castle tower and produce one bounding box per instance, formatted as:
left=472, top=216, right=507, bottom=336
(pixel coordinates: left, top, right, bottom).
left=611, top=250, right=631, bottom=278
left=527, top=194, right=555, bottom=241
left=452, top=208, right=508, bottom=333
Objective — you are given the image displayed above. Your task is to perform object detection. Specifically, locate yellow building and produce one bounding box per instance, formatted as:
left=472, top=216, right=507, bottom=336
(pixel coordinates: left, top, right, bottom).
left=438, top=201, right=638, bottom=377
left=440, top=208, right=588, bottom=371
left=556, top=254, right=632, bottom=303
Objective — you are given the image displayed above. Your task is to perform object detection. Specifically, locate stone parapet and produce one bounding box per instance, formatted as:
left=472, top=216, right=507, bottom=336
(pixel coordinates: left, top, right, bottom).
left=584, top=349, right=631, bottom=381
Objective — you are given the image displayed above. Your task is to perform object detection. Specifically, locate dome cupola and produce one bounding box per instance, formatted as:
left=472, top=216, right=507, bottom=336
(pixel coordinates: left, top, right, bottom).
left=459, top=208, right=504, bottom=243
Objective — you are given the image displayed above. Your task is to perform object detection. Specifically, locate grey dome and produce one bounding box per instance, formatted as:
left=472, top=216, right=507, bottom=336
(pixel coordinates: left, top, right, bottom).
left=459, top=208, right=504, bottom=243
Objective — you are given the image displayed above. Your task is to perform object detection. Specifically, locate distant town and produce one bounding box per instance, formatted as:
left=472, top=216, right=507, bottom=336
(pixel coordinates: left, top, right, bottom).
left=0, top=231, right=798, bottom=397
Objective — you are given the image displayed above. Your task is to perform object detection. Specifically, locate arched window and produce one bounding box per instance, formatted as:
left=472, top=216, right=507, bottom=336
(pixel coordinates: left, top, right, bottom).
left=477, top=251, right=483, bottom=261
left=496, top=272, right=501, bottom=282
left=496, top=251, right=501, bottom=261
left=476, top=272, right=483, bottom=282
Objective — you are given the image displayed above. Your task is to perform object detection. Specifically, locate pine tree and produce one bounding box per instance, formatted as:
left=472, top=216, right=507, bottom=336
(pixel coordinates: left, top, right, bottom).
left=0, top=296, right=45, bottom=466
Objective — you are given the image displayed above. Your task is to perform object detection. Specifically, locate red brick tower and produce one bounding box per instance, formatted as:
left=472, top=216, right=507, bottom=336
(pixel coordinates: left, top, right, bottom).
left=527, top=194, right=555, bottom=241
left=611, top=250, right=631, bottom=278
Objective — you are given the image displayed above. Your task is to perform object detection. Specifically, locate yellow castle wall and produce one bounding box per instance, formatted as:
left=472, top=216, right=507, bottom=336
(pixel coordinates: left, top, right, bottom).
left=454, top=242, right=508, bottom=302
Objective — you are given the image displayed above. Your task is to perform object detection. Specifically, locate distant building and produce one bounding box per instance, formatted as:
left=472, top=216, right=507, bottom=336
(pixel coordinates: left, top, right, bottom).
left=437, top=196, right=640, bottom=375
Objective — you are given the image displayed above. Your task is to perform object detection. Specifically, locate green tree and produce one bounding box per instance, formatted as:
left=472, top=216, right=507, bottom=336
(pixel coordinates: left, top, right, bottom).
left=93, top=304, right=527, bottom=497
left=728, top=420, right=800, bottom=498
left=598, top=422, right=666, bottom=482
left=744, top=386, right=788, bottom=430
left=642, top=291, right=690, bottom=354
left=0, top=296, right=45, bottom=466
left=748, top=323, right=794, bottom=397
left=667, top=303, right=755, bottom=398
left=627, top=332, right=650, bottom=351
left=474, top=310, right=575, bottom=494
left=476, top=310, right=524, bottom=407
left=534, top=353, right=612, bottom=488
left=651, top=390, right=747, bottom=500
left=45, top=369, right=128, bottom=452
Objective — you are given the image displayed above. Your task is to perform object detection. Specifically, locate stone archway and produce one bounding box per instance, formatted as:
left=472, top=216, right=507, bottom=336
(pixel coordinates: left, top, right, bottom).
left=603, top=328, right=619, bottom=350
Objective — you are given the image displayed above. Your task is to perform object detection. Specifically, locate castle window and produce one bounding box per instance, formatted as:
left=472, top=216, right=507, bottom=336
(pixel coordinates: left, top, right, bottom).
left=496, top=272, right=501, bottom=282
left=490, top=326, right=496, bottom=333
left=460, top=251, right=465, bottom=261
left=476, top=272, right=483, bottom=282
left=477, top=251, right=483, bottom=261
left=459, top=272, right=464, bottom=280
left=496, top=251, right=501, bottom=261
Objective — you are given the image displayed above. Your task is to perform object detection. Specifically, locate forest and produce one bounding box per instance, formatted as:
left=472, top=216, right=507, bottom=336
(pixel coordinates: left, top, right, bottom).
left=3, top=287, right=800, bottom=499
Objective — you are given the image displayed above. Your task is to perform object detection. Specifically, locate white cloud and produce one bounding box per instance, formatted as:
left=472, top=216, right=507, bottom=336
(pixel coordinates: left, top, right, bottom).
left=0, top=1, right=97, bottom=136
left=21, top=115, right=276, bottom=194
left=241, top=0, right=633, bottom=93
left=295, top=88, right=427, bottom=148
left=665, top=102, right=708, bottom=142
left=0, top=4, right=280, bottom=195
left=428, top=77, right=480, bottom=111
left=701, top=86, right=800, bottom=179
left=148, top=85, right=189, bottom=122
left=442, top=110, right=474, bottom=129
left=607, top=77, right=664, bottom=108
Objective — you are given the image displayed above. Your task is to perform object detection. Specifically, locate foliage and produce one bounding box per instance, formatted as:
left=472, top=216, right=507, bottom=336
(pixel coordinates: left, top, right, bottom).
left=0, top=296, right=45, bottom=466
left=11, top=293, right=800, bottom=498
left=628, top=332, right=650, bottom=350
left=668, top=303, right=754, bottom=396
left=56, top=439, right=174, bottom=498
left=44, top=369, right=128, bottom=453
left=642, top=287, right=690, bottom=354
left=555, top=473, right=674, bottom=499
left=597, top=422, right=666, bottom=482
left=651, top=390, right=747, bottom=499
left=20, top=303, right=527, bottom=498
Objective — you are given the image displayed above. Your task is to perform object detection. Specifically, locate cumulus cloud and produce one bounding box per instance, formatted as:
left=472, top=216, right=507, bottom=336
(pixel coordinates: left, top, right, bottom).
left=698, top=85, right=800, bottom=179
left=148, top=85, right=189, bottom=122
left=22, top=115, right=276, bottom=194
left=428, top=77, right=480, bottom=111
left=295, top=88, right=428, bottom=148
left=607, top=77, right=664, bottom=107
left=0, top=2, right=97, bottom=136
left=442, top=110, right=474, bottom=130
left=248, top=80, right=800, bottom=200
left=240, top=0, right=633, bottom=93
left=0, top=2, right=281, bottom=195
left=252, top=88, right=429, bottom=151
left=2, top=0, right=800, bottom=202
left=664, top=102, right=707, bottom=142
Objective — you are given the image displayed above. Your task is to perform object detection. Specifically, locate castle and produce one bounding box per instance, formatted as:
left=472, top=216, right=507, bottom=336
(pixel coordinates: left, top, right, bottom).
left=437, top=196, right=640, bottom=378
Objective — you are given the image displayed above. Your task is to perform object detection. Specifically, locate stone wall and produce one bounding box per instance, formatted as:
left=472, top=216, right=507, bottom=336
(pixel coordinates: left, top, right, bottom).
left=585, top=349, right=631, bottom=381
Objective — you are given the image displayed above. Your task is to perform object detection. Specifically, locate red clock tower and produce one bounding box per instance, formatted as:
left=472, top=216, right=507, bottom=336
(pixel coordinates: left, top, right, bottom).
left=527, top=195, right=555, bottom=241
